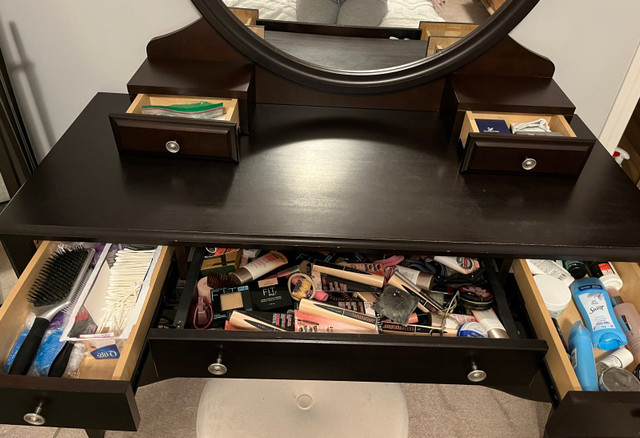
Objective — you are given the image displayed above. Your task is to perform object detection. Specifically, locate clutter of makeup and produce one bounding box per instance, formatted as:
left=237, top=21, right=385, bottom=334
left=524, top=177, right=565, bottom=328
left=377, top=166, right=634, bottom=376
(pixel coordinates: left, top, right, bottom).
left=194, top=248, right=506, bottom=337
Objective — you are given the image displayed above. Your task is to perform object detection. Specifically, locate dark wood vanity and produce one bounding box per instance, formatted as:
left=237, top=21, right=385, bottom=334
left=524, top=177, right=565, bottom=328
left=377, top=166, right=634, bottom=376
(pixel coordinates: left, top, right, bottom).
left=1, top=1, right=640, bottom=437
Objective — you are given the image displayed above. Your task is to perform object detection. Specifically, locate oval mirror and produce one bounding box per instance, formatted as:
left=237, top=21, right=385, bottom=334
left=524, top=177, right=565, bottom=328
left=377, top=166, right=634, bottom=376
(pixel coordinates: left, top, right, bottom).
left=191, top=0, right=538, bottom=93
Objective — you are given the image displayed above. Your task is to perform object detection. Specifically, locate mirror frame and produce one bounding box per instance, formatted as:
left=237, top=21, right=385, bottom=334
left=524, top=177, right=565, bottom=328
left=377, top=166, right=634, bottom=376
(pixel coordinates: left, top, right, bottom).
left=191, top=0, right=538, bottom=94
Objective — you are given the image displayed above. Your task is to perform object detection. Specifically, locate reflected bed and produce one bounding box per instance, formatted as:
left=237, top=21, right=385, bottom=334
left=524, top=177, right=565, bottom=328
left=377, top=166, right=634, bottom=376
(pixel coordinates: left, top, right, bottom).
left=222, top=0, right=445, bottom=28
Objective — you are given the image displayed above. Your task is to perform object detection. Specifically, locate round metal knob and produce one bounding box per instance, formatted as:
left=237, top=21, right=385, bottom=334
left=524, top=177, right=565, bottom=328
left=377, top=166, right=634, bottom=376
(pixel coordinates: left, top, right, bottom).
left=467, top=365, right=487, bottom=383
left=522, top=157, right=537, bottom=171
left=24, top=405, right=45, bottom=426
left=165, top=140, right=180, bottom=154
left=208, top=359, right=227, bottom=376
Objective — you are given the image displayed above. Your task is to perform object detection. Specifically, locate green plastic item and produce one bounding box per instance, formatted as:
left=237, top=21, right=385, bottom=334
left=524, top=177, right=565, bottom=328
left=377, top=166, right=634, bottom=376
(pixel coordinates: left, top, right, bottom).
left=142, top=101, right=223, bottom=113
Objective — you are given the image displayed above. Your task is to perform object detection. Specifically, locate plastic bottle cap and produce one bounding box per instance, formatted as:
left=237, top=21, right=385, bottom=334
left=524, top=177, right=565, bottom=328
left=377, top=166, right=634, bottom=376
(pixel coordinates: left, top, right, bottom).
left=230, top=268, right=252, bottom=285
left=599, top=348, right=635, bottom=369
left=533, top=275, right=572, bottom=317
left=598, top=336, right=626, bottom=352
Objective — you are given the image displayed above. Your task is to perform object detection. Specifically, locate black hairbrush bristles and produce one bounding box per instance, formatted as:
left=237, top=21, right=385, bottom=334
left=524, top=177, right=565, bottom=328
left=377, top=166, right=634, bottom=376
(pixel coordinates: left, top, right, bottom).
left=27, top=246, right=91, bottom=307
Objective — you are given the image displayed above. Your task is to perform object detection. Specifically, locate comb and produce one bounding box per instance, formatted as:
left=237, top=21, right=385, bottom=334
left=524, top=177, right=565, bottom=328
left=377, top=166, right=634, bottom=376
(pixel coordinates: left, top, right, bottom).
left=9, top=246, right=94, bottom=375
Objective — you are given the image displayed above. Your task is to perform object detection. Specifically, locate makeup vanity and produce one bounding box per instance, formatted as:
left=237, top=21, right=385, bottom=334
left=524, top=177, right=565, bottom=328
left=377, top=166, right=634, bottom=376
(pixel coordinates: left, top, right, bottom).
left=1, top=1, right=640, bottom=437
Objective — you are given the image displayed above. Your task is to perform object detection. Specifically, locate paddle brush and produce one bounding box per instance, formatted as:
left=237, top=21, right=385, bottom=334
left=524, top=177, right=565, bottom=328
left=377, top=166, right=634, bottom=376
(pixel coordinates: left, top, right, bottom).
left=9, top=246, right=95, bottom=375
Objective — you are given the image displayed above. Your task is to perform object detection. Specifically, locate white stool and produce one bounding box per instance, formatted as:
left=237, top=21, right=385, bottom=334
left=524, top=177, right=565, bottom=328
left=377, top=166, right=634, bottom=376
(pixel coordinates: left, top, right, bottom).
left=197, top=379, right=409, bottom=438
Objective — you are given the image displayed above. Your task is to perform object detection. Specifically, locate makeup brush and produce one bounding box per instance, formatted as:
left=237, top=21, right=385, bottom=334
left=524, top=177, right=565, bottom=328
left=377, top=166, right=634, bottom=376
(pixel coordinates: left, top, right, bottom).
left=9, top=246, right=95, bottom=375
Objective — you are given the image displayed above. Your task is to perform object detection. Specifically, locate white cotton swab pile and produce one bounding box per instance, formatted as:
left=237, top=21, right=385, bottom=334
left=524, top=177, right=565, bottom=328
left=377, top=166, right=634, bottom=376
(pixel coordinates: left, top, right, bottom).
left=97, top=248, right=156, bottom=335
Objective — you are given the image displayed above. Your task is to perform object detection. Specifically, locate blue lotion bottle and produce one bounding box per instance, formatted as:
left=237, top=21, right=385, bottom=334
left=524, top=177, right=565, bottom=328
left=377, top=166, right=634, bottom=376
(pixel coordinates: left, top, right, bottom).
left=570, top=277, right=627, bottom=351
left=568, top=321, right=598, bottom=391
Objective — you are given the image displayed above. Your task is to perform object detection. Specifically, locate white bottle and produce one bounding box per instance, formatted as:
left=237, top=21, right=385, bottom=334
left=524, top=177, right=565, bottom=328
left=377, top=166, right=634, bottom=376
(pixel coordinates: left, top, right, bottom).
left=526, top=259, right=574, bottom=287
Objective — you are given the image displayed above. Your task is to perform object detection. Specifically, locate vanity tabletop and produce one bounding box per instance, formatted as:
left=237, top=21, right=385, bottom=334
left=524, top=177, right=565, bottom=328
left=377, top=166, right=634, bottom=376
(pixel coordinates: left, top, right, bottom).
left=1, top=92, right=639, bottom=260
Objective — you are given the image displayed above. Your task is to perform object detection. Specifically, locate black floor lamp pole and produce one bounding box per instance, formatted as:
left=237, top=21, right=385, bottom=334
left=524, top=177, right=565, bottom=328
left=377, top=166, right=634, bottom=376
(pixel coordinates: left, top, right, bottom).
left=0, top=46, right=38, bottom=276
left=0, top=45, right=37, bottom=197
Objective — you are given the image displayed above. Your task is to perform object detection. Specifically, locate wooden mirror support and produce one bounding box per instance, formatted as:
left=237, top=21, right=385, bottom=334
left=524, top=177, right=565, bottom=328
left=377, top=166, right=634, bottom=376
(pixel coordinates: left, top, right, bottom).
left=190, top=0, right=538, bottom=93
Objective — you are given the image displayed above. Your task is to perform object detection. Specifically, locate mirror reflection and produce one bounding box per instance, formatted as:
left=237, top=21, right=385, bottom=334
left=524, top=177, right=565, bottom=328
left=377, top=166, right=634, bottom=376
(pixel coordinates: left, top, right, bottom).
left=222, top=0, right=504, bottom=71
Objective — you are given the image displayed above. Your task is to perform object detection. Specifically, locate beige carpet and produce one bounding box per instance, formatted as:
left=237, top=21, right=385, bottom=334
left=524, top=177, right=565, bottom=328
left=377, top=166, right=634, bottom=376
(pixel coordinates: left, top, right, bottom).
left=439, top=0, right=490, bottom=24
left=0, top=379, right=550, bottom=438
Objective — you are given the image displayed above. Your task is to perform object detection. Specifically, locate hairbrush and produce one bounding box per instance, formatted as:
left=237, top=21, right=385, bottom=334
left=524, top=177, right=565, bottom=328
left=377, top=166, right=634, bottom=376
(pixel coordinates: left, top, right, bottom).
left=9, top=246, right=94, bottom=375
left=46, top=267, right=93, bottom=377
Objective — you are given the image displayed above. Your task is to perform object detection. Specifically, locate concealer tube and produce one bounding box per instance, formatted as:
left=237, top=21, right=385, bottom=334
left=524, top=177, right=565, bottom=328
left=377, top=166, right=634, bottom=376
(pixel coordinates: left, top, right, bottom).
left=393, top=266, right=434, bottom=291
left=472, top=308, right=509, bottom=339
left=311, top=260, right=385, bottom=288
left=298, top=299, right=378, bottom=331
left=230, top=251, right=288, bottom=285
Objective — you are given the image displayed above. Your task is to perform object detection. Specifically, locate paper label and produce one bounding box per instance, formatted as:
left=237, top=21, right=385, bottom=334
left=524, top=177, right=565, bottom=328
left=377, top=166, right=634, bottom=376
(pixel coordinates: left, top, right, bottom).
left=394, top=266, right=419, bottom=284
left=257, top=277, right=278, bottom=287
left=599, top=263, right=614, bottom=276
left=456, top=257, right=474, bottom=270
left=570, top=348, right=578, bottom=368
left=529, top=259, right=573, bottom=285
left=90, top=344, right=120, bottom=360
left=579, top=292, right=615, bottom=331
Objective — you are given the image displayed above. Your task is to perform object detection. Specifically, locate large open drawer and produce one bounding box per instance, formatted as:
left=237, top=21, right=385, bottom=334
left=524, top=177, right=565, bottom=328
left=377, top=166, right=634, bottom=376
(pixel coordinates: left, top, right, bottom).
left=514, top=260, right=640, bottom=438
left=0, top=241, right=173, bottom=430
left=147, top=248, right=547, bottom=388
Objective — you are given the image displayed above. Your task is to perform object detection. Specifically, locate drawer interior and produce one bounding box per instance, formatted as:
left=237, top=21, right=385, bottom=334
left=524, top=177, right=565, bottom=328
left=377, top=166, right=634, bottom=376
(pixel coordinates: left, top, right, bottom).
left=148, top=248, right=547, bottom=386
left=514, top=259, right=640, bottom=398
left=420, top=22, right=477, bottom=39
left=460, top=111, right=576, bottom=147
left=0, top=241, right=173, bottom=382
left=127, top=93, right=240, bottom=126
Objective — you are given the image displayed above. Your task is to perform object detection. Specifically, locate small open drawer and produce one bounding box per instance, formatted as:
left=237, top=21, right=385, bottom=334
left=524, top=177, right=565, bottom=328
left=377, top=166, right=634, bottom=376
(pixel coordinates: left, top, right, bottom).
left=109, top=93, right=240, bottom=161
left=459, top=111, right=595, bottom=176
left=513, top=260, right=640, bottom=437
left=0, top=241, right=173, bottom=430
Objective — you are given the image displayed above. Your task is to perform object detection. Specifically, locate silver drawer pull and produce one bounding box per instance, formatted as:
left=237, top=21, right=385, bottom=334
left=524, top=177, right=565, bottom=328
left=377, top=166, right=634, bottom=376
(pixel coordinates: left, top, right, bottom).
left=165, top=140, right=180, bottom=154
left=24, top=404, right=45, bottom=426
left=467, top=364, right=487, bottom=383
left=522, top=157, right=537, bottom=171
left=208, top=356, right=228, bottom=376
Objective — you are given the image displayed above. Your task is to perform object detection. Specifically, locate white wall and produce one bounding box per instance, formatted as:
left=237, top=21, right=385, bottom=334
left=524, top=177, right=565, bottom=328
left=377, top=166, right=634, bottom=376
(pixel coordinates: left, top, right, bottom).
left=510, top=0, right=640, bottom=151
left=0, top=0, right=639, bottom=160
left=0, top=1, right=200, bottom=161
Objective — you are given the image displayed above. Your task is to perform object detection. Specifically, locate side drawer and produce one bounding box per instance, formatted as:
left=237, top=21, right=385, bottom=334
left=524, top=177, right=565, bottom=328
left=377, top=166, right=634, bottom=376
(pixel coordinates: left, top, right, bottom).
left=109, top=93, right=240, bottom=161
left=459, top=111, right=595, bottom=176
left=0, top=241, right=173, bottom=430
left=514, top=260, right=640, bottom=437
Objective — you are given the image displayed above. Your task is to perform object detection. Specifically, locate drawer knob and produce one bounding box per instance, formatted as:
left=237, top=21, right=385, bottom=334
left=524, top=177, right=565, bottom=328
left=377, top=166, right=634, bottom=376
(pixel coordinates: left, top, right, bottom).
left=208, top=358, right=228, bottom=376
left=24, top=405, right=45, bottom=426
left=467, top=364, right=487, bottom=383
left=522, top=157, right=537, bottom=171
left=165, top=140, right=180, bottom=154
